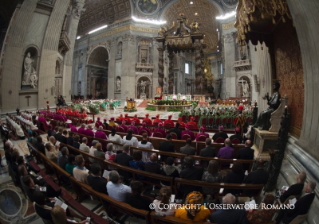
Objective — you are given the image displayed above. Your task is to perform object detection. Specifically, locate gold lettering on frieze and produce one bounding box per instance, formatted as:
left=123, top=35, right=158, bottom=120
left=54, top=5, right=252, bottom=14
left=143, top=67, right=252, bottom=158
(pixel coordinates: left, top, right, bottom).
left=222, top=22, right=235, bottom=30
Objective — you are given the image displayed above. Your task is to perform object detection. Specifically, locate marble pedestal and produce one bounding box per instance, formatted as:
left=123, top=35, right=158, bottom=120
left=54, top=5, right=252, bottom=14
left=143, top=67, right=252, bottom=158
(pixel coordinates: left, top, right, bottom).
left=252, top=128, right=278, bottom=161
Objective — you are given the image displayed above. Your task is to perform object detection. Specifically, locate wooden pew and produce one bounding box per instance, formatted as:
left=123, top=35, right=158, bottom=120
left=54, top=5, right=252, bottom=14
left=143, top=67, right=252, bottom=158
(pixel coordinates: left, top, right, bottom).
left=71, top=132, right=253, bottom=171
left=174, top=178, right=264, bottom=202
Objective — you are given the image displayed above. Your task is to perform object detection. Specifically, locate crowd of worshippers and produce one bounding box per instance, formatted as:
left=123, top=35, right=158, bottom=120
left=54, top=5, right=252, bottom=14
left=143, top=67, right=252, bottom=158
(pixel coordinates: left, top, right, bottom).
left=2, top=114, right=316, bottom=224
left=20, top=124, right=315, bottom=223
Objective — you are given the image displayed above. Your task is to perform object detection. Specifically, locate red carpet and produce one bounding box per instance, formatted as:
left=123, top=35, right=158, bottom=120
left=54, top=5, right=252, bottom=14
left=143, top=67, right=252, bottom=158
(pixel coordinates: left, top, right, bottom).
left=138, top=100, right=149, bottom=108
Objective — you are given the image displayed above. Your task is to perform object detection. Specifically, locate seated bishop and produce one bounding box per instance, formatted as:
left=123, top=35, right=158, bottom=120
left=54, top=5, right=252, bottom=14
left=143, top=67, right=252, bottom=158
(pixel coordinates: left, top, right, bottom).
left=132, top=114, right=140, bottom=125
left=187, top=117, right=199, bottom=129
left=153, top=114, right=162, bottom=125
left=164, top=115, right=174, bottom=127
left=95, top=126, right=107, bottom=140
left=124, top=114, right=131, bottom=124
left=142, top=114, right=152, bottom=125
left=71, top=125, right=78, bottom=133
left=153, top=123, right=166, bottom=138
left=127, top=120, right=139, bottom=134
left=77, top=124, right=86, bottom=135
left=196, top=126, right=209, bottom=141
left=139, top=122, right=152, bottom=136
left=181, top=124, right=195, bottom=141
left=117, top=120, right=128, bottom=133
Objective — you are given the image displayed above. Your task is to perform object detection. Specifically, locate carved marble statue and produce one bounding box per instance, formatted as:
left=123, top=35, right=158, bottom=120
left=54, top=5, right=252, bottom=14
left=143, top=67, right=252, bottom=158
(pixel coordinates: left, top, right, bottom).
left=116, top=77, right=121, bottom=92
left=254, top=81, right=281, bottom=130
left=140, top=80, right=147, bottom=93
left=242, top=82, right=250, bottom=97
left=30, top=71, right=38, bottom=89
left=22, top=52, right=37, bottom=86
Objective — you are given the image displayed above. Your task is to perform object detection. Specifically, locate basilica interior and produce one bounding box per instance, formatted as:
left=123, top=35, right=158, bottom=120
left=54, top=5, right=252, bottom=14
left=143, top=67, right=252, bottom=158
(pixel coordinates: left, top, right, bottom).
left=0, top=0, right=318, bottom=223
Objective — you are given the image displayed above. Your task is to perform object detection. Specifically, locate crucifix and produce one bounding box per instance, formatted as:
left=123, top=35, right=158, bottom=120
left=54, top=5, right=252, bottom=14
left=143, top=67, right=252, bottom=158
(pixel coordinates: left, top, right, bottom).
left=25, top=96, right=31, bottom=107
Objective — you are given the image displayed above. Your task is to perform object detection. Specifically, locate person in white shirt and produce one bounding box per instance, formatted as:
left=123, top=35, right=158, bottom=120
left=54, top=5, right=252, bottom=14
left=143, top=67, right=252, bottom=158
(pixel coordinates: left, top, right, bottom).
left=73, top=155, right=89, bottom=184
left=89, top=140, right=99, bottom=163
left=122, top=129, right=138, bottom=148
left=137, top=133, right=154, bottom=163
left=79, top=137, right=90, bottom=153
left=153, top=186, right=177, bottom=216
left=108, top=128, right=123, bottom=152
left=106, top=170, right=131, bottom=202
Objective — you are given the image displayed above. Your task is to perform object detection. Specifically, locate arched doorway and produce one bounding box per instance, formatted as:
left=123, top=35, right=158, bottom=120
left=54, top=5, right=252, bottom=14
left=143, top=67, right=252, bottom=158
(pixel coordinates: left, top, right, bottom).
left=87, top=46, right=108, bottom=99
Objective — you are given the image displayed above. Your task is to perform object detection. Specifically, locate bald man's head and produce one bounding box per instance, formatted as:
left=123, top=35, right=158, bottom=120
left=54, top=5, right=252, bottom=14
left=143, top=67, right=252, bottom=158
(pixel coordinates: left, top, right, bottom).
left=245, top=140, right=251, bottom=147
left=225, top=138, right=231, bottom=146
left=150, top=153, right=158, bottom=162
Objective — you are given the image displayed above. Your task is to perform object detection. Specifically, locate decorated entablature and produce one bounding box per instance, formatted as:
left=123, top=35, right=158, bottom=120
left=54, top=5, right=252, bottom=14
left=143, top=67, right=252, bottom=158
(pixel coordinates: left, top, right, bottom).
left=156, top=13, right=206, bottom=94
left=235, top=0, right=292, bottom=48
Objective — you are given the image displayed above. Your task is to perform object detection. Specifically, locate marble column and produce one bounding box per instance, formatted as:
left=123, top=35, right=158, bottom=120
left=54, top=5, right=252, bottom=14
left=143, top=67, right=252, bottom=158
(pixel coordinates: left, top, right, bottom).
left=63, top=0, right=86, bottom=103
left=157, top=47, right=164, bottom=87
left=194, top=40, right=202, bottom=93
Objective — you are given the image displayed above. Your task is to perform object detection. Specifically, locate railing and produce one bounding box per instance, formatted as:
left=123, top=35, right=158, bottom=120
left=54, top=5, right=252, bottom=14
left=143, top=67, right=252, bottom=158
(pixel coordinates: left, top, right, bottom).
left=233, top=59, right=251, bottom=71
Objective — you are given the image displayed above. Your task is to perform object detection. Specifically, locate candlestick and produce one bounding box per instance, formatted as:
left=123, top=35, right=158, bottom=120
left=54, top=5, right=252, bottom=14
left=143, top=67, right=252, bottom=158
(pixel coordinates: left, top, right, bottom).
left=284, top=105, right=288, bottom=116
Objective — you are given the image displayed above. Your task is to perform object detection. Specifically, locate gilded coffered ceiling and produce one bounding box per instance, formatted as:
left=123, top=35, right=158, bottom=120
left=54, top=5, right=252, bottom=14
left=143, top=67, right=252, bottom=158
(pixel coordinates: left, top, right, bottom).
left=163, top=0, right=220, bottom=53
left=77, top=0, right=131, bottom=36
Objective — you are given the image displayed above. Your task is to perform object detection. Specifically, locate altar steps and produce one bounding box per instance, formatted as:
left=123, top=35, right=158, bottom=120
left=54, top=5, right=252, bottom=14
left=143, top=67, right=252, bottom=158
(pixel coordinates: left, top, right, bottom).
left=137, top=100, right=149, bottom=108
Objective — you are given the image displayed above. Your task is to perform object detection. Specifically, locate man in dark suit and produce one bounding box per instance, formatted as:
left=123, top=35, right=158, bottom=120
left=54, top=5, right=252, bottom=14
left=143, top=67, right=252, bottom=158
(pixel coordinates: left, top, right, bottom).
left=58, top=147, right=69, bottom=170
left=67, top=131, right=74, bottom=146
left=210, top=193, right=248, bottom=224
left=72, top=135, right=80, bottom=149
left=243, top=159, right=269, bottom=196
left=158, top=134, right=175, bottom=162
left=212, top=126, right=228, bottom=142
left=168, top=123, right=182, bottom=140
left=114, top=144, right=133, bottom=182
left=230, top=128, right=243, bottom=143
left=276, top=181, right=316, bottom=224
left=180, top=157, right=204, bottom=198
left=180, top=138, right=196, bottom=155
left=145, top=153, right=161, bottom=174
left=87, top=163, right=108, bottom=195
left=199, top=138, right=216, bottom=168
left=35, top=136, right=45, bottom=154
left=54, top=127, right=63, bottom=142
left=237, top=140, right=254, bottom=171
left=60, top=130, right=68, bottom=144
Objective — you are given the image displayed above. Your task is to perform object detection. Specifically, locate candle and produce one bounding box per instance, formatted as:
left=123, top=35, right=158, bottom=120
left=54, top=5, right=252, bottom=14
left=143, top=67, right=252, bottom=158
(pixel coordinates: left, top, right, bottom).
left=285, top=105, right=288, bottom=116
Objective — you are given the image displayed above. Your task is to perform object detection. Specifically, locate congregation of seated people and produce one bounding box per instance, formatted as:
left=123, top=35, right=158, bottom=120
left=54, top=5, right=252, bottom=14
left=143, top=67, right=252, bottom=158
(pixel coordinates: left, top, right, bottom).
left=2, top=113, right=317, bottom=224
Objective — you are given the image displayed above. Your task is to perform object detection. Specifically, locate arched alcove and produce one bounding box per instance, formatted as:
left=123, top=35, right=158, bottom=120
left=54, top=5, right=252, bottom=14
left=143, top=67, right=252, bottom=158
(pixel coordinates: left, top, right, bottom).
left=87, top=46, right=109, bottom=99
left=21, top=46, right=39, bottom=90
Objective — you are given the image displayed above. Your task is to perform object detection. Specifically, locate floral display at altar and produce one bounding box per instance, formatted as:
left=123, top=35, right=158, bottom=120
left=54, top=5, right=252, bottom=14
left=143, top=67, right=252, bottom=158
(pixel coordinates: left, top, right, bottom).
left=70, top=100, right=121, bottom=114
left=149, top=100, right=198, bottom=107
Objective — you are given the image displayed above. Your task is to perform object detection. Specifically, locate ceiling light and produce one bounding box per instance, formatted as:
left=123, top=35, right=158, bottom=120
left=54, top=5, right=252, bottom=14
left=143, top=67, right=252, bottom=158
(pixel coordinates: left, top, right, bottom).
left=77, top=36, right=81, bottom=40
left=216, top=29, right=219, bottom=31
left=217, top=50, right=220, bottom=52
left=132, top=16, right=166, bottom=25
left=190, top=1, right=193, bottom=4
left=216, top=11, right=236, bottom=20
left=88, top=25, right=108, bottom=34
left=195, top=12, right=198, bottom=16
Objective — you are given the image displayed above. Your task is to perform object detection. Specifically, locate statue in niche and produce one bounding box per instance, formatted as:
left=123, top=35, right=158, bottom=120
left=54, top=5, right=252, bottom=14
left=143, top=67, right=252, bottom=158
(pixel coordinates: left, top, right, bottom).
left=117, top=42, right=122, bottom=58
left=116, top=77, right=121, bottom=92
left=242, top=82, right=250, bottom=97
left=22, top=52, right=38, bottom=87
left=140, top=80, right=147, bottom=94
left=254, top=81, right=281, bottom=130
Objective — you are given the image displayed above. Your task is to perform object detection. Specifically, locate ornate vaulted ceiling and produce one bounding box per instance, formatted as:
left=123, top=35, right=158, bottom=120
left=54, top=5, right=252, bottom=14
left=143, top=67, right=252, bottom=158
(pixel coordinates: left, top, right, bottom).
left=77, top=0, right=131, bottom=36
left=163, top=0, right=220, bottom=53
